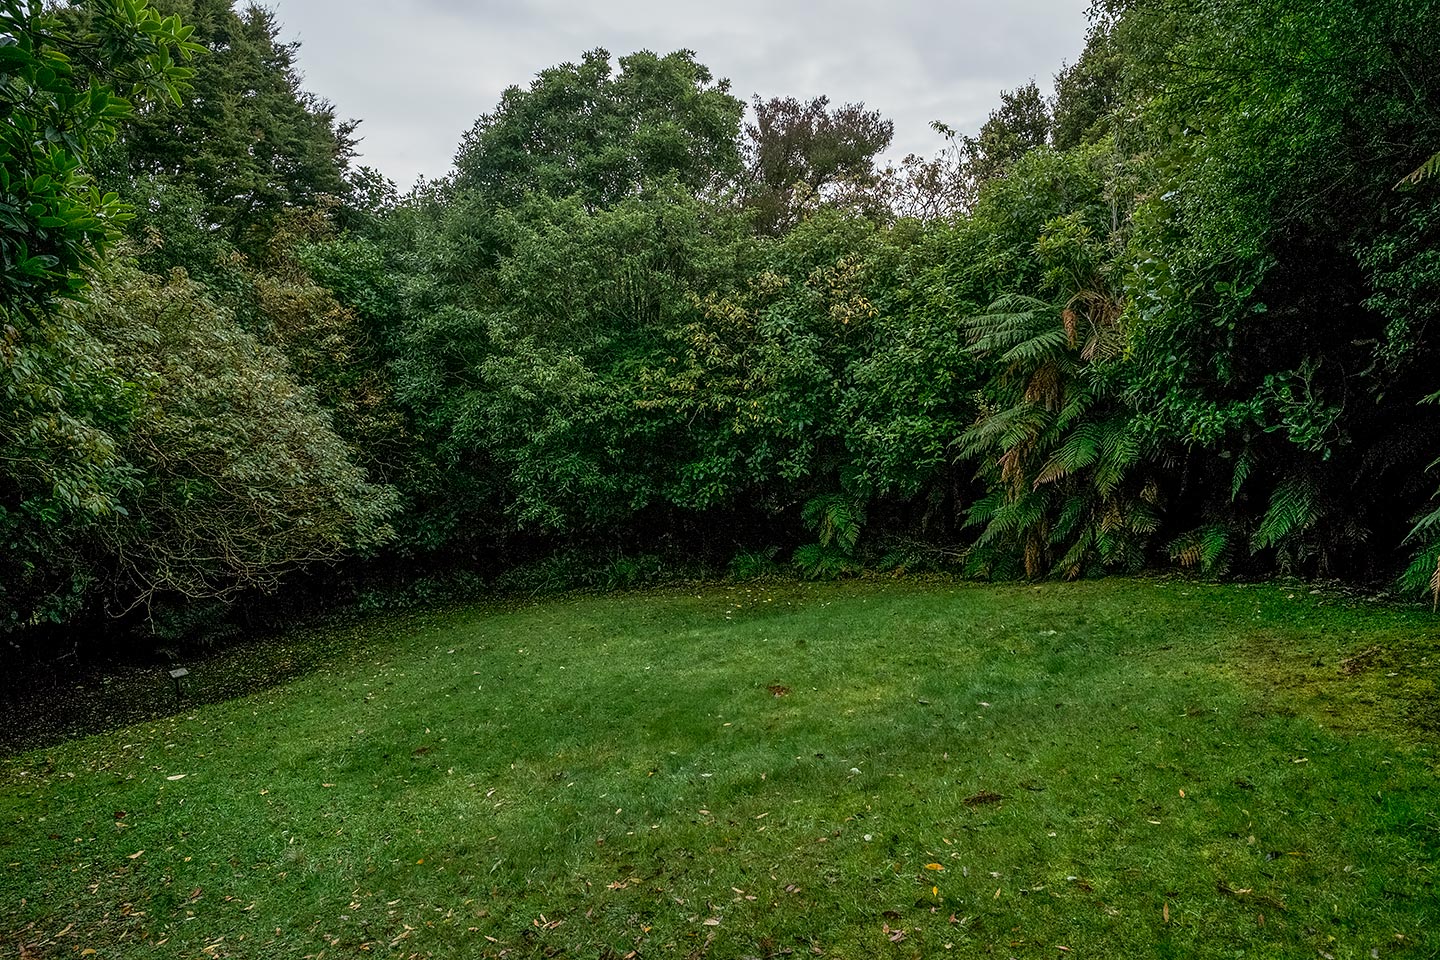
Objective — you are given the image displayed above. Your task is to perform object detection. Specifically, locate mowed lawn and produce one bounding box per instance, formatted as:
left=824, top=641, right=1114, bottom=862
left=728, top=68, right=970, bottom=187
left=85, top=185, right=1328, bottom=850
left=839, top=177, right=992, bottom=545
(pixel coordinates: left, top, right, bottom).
left=3, top=579, right=1438, bottom=959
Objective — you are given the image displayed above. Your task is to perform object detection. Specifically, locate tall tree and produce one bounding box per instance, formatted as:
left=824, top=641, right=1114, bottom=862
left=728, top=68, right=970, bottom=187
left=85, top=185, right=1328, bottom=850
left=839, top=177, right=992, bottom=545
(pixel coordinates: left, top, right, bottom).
left=741, top=95, right=894, bottom=234
left=86, top=0, right=357, bottom=262
left=1051, top=25, right=1122, bottom=150
left=964, top=81, right=1051, bottom=192
left=452, top=48, right=744, bottom=208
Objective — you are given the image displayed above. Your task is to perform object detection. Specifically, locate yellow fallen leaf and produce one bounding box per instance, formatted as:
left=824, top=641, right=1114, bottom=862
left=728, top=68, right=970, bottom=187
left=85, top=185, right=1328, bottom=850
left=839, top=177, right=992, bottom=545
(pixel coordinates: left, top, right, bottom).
left=925, top=863, right=944, bottom=871
left=81, top=951, right=98, bottom=957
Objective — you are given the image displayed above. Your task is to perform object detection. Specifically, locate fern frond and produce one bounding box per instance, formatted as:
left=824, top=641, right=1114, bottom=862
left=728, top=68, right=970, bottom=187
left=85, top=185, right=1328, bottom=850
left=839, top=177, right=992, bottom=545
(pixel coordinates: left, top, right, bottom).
left=1170, top=524, right=1232, bottom=574
left=1251, top=477, right=1319, bottom=552
left=1399, top=541, right=1440, bottom=608
left=972, top=490, right=1048, bottom=548
left=1049, top=494, right=1087, bottom=542
left=1397, top=148, right=1440, bottom=190
left=802, top=494, right=866, bottom=553
left=792, top=542, right=862, bottom=580
left=964, top=294, right=1058, bottom=354
left=955, top=403, right=1047, bottom=460
left=1404, top=503, right=1440, bottom=543
left=1125, top=499, right=1162, bottom=535
left=1036, top=423, right=1102, bottom=486
left=1231, top=447, right=1255, bottom=501
left=1000, top=328, right=1070, bottom=365
left=1052, top=383, right=1097, bottom=432
left=995, top=405, right=1050, bottom=453
left=1052, top=530, right=1093, bottom=580
left=963, top=488, right=1009, bottom=528
left=1093, top=419, right=1141, bottom=496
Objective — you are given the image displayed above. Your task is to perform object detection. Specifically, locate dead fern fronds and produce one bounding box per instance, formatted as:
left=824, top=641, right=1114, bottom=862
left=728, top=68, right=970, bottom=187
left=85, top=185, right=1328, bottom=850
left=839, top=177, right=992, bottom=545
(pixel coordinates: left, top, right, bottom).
left=1431, top=553, right=1440, bottom=611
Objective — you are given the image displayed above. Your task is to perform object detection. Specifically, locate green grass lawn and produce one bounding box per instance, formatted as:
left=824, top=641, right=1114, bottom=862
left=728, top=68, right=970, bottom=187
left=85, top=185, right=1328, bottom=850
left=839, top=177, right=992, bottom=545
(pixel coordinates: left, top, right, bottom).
left=3, top=578, right=1438, bottom=958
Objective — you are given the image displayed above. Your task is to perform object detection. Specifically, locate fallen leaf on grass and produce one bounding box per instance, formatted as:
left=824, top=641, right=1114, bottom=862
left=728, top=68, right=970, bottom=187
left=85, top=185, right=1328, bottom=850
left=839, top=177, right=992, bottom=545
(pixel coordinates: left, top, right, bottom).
left=166, top=774, right=186, bottom=781
left=128, top=850, right=144, bottom=859
left=925, top=863, right=944, bottom=871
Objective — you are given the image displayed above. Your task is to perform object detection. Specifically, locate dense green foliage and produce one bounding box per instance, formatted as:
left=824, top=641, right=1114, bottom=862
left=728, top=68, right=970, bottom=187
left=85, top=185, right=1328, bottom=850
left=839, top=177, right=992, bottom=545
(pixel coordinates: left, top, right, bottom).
left=1, top=1, right=392, bottom=643
left=5, top=0, right=1440, bottom=650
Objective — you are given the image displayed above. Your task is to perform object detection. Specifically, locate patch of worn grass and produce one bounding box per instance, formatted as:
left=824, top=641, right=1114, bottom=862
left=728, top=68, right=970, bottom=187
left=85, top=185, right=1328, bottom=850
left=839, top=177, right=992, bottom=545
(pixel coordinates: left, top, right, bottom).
left=3, top=578, right=1437, bottom=958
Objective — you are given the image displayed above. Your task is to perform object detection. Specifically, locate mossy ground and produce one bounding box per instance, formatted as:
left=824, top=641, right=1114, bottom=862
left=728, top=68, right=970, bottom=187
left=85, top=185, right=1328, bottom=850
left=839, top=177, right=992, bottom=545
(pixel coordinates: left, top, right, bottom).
left=3, top=577, right=1437, bottom=958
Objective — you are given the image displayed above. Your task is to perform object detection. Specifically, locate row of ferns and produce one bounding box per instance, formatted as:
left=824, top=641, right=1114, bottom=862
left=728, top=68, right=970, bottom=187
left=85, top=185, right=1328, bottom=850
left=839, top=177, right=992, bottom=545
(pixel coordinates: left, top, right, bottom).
left=4, top=0, right=1440, bottom=654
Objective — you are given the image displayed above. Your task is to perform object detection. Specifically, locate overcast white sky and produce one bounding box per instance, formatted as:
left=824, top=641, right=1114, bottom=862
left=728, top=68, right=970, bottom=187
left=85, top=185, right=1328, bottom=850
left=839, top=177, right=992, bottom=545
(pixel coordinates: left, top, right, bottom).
left=268, top=0, right=1090, bottom=190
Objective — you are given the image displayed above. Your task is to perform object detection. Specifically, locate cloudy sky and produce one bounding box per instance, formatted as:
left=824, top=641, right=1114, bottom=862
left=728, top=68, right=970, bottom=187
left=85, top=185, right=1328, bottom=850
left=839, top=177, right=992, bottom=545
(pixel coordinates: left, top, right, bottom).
left=269, top=0, right=1090, bottom=190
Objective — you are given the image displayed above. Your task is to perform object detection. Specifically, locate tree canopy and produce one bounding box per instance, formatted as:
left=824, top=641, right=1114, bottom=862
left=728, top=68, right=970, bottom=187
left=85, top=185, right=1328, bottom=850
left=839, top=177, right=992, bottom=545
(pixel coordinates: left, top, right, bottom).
left=7, top=0, right=1440, bottom=654
left=453, top=48, right=745, bottom=208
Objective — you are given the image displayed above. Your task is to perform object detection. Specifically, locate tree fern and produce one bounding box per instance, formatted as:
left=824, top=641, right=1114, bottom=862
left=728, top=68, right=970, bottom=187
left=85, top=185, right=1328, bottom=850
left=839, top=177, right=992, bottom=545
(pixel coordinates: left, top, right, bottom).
left=959, top=280, right=1151, bottom=580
